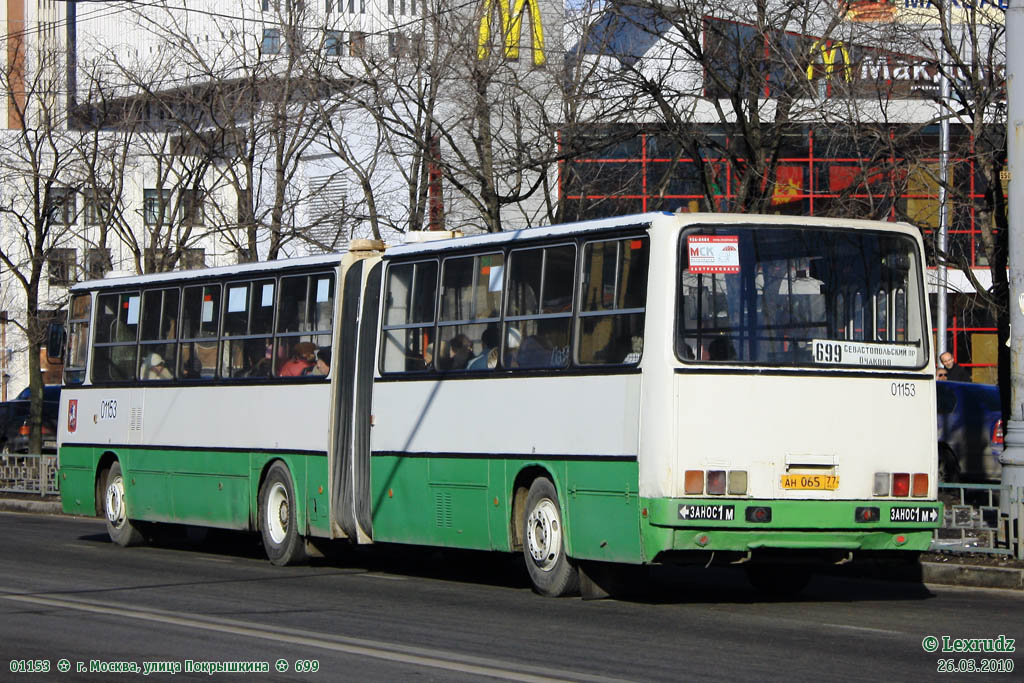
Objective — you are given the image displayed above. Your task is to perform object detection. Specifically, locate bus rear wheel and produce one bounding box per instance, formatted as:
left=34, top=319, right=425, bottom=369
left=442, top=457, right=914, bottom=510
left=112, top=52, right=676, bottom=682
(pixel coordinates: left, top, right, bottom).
left=522, top=478, right=579, bottom=597
left=103, top=461, right=145, bottom=547
left=259, top=462, right=307, bottom=566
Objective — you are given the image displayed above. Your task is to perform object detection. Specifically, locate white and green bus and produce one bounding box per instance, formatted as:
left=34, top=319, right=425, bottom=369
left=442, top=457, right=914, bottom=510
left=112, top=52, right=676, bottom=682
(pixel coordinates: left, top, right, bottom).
left=57, top=212, right=941, bottom=596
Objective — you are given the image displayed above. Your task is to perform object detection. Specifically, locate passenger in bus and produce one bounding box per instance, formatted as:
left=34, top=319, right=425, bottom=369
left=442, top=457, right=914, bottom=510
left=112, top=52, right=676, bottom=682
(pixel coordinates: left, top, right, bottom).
left=140, top=352, right=173, bottom=380
left=517, top=334, right=555, bottom=368
left=420, top=342, right=434, bottom=370
left=305, top=347, right=331, bottom=376
left=278, top=341, right=316, bottom=376
left=623, top=336, right=643, bottom=364
left=707, top=337, right=737, bottom=361
left=247, top=341, right=274, bottom=377
left=468, top=325, right=500, bottom=370
left=447, top=334, right=473, bottom=370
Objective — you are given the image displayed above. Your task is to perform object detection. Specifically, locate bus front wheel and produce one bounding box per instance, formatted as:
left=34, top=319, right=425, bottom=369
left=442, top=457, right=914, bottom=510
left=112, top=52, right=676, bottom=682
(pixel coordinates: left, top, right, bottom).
left=103, top=461, right=145, bottom=547
left=259, top=462, right=307, bottom=566
left=522, top=478, right=579, bottom=597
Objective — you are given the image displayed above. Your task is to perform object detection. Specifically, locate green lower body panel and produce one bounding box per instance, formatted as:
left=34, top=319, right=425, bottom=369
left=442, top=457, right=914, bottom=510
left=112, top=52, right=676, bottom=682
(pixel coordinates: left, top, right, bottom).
left=642, top=497, right=942, bottom=559
left=57, top=445, right=330, bottom=538
left=370, top=455, right=643, bottom=562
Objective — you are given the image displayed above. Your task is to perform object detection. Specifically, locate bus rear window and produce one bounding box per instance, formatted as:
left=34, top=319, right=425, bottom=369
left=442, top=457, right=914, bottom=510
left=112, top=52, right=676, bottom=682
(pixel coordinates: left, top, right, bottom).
left=677, top=226, right=927, bottom=368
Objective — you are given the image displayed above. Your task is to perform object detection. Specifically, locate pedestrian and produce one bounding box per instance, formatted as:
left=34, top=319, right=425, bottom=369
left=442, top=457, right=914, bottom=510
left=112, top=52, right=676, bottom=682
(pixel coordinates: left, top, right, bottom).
left=939, top=351, right=970, bottom=382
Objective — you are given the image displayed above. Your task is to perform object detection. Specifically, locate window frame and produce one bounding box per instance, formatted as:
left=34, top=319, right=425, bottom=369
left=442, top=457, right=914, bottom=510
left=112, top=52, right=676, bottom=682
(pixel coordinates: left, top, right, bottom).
left=261, top=27, right=281, bottom=55
left=92, top=290, right=142, bottom=383
left=380, top=258, right=440, bottom=374
left=143, top=188, right=171, bottom=226
left=379, top=229, right=650, bottom=377
left=575, top=235, right=649, bottom=366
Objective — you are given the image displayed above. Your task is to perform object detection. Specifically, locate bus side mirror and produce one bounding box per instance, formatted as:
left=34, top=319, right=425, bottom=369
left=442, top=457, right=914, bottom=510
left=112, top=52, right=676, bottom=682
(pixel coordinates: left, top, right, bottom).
left=46, top=323, right=66, bottom=363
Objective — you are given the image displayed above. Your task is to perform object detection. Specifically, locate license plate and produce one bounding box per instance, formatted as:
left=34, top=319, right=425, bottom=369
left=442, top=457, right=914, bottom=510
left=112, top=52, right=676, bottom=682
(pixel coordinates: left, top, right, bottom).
left=890, top=507, right=939, bottom=523
left=781, top=474, right=839, bottom=490
left=678, top=504, right=735, bottom=521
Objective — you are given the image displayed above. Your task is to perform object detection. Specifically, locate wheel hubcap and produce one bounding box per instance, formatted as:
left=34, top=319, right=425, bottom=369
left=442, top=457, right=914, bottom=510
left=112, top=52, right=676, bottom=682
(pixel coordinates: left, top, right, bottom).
left=105, top=475, right=126, bottom=529
left=526, top=498, right=561, bottom=571
left=266, top=482, right=289, bottom=545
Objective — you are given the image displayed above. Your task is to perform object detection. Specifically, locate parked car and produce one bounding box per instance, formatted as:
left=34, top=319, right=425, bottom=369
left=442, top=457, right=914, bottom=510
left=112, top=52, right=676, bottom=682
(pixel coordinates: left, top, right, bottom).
left=936, top=380, right=1003, bottom=482
left=0, top=385, right=61, bottom=454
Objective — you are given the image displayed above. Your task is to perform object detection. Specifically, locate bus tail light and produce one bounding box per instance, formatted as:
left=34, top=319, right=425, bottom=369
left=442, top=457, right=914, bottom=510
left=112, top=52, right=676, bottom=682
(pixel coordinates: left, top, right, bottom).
left=684, top=470, right=703, bottom=495
left=745, top=506, right=771, bottom=522
left=855, top=507, right=879, bottom=522
left=707, top=470, right=726, bottom=495
left=992, top=420, right=1004, bottom=447
left=912, top=473, right=928, bottom=497
left=18, top=423, right=30, bottom=436
left=873, top=473, right=889, bottom=497
left=728, top=471, right=747, bottom=495
left=892, top=473, right=910, bottom=497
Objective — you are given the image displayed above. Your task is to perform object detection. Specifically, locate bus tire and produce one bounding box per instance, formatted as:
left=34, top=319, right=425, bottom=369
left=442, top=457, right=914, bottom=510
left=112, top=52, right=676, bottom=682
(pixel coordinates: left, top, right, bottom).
left=522, top=478, right=579, bottom=597
left=259, top=462, right=307, bottom=566
left=103, top=461, right=145, bottom=547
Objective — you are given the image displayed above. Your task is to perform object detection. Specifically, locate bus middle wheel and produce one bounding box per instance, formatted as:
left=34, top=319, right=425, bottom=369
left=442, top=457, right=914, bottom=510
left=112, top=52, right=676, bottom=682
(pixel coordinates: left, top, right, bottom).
left=522, top=477, right=579, bottom=597
left=259, top=461, right=307, bottom=566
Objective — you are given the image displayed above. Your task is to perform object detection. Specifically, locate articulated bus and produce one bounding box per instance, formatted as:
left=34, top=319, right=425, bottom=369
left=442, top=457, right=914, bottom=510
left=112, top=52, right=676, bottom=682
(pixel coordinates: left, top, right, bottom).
left=56, top=213, right=941, bottom=597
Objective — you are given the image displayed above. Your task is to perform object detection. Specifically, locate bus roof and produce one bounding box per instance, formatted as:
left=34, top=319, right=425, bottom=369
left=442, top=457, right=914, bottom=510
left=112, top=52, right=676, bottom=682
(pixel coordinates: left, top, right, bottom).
left=68, top=252, right=345, bottom=292
left=384, top=212, right=921, bottom=259
left=69, top=213, right=919, bottom=292
left=384, top=213, right=670, bottom=259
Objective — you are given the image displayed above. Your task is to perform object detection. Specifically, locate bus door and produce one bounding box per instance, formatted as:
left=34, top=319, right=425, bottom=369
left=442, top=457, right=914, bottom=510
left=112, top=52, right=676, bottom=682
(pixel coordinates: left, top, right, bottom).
left=330, top=259, right=382, bottom=542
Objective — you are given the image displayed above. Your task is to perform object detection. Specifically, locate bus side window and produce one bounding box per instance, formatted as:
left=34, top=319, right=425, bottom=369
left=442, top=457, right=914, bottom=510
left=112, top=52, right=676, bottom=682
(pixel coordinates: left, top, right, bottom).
left=506, top=245, right=574, bottom=369
left=139, top=288, right=179, bottom=381
left=92, top=292, right=140, bottom=382
left=381, top=260, right=438, bottom=373
left=180, top=284, right=220, bottom=379
left=438, top=252, right=503, bottom=371
left=275, top=273, right=333, bottom=378
left=577, top=236, right=648, bottom=365
left=64, top=294, right=91, bottom=385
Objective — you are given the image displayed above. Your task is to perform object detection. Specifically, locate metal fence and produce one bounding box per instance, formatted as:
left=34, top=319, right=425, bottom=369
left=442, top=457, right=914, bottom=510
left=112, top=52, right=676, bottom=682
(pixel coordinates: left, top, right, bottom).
left=932, top=482, right=1024, bottom=559
left=0, top=453, right=58, bottom=496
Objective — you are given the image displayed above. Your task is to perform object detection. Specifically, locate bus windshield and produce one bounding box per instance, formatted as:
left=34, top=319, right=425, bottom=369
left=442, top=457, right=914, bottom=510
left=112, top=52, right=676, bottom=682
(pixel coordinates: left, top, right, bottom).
left=677, top=225, right=927, bottom=369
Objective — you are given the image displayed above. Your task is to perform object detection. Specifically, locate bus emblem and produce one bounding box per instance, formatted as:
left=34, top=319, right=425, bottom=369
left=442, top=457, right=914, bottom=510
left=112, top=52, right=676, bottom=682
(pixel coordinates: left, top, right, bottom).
left=68, top=399, right=78, bottom=433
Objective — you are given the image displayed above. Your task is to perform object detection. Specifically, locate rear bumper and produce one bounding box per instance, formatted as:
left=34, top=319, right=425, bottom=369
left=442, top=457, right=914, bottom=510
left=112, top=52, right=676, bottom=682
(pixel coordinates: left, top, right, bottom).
left=641, top=497, right=941, bottom=557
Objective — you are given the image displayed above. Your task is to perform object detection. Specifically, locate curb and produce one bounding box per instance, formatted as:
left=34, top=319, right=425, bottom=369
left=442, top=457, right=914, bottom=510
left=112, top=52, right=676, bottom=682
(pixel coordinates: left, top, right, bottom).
left=0, top=498, right=63, bottom=515
left=921, top=562, right=1024, bottom=591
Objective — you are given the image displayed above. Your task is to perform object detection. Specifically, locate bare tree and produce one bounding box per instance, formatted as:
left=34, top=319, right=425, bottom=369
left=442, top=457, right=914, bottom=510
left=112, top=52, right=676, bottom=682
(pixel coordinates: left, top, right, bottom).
left=323, top=0, right=573, bottom=234
left=904, top=2, right=1008, bottom=398
left=75, top=0, right=346, bottom=261
left=0, top=32, right=81, bottom=452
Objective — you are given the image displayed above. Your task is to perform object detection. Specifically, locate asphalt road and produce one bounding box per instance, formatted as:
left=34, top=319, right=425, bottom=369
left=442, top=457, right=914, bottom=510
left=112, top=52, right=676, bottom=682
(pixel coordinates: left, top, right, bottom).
left=1, top=512, right=1021, bottom=682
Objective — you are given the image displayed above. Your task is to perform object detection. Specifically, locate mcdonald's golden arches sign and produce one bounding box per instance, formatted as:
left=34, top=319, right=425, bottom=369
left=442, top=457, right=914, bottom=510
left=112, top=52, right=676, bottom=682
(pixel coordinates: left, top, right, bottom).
left=478, top=0, right=546, bottom=66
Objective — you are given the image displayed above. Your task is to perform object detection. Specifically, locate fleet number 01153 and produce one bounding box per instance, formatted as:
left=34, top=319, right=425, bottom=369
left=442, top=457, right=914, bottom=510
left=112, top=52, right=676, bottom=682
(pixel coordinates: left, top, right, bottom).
left=891, top=382, right=916, bottom=398
left=100, top=399, right=118, bottom=420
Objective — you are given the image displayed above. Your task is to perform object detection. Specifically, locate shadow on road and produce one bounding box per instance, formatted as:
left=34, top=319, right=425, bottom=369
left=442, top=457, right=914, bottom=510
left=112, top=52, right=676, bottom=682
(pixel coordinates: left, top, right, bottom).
left=73, top=525, right=936, bottom=605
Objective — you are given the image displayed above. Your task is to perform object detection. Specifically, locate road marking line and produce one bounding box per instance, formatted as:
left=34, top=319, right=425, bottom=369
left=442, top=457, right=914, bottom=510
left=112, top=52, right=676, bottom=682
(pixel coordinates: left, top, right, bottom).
left=357, top=573, right=406, bottom=581
left=0, top=592, right=628, bottom=683
left=821, top=623, right=904, bottom=636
